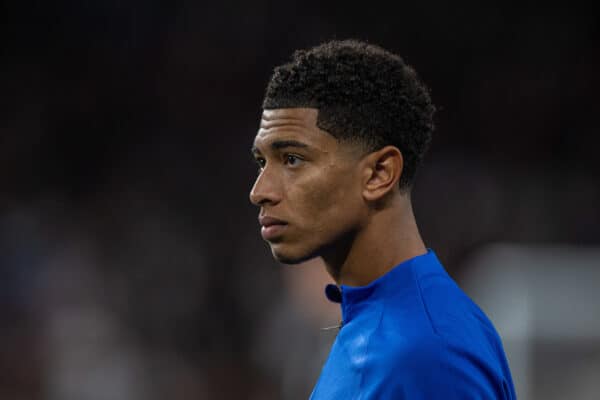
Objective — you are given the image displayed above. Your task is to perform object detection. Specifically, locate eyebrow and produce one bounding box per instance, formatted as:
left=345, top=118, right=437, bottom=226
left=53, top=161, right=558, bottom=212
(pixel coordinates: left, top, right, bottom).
left=251, top=140, right=310, bottom=155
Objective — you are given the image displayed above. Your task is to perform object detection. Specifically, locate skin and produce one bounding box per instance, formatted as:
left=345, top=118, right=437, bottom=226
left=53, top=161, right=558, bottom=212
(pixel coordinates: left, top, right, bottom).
left=250, top=108, right=426, bottom=287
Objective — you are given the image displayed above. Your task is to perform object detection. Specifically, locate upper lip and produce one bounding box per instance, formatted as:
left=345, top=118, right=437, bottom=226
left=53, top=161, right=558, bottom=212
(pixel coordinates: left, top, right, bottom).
left=259, top=215, right=287, bottom=227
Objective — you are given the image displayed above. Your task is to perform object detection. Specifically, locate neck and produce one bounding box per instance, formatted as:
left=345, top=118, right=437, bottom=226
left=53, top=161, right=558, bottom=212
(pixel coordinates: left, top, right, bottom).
left=321, top=193, right=426, bottom=287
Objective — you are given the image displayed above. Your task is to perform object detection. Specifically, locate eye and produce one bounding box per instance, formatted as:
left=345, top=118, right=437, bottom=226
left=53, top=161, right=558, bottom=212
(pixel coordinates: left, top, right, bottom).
left=253, top=157, right=265, bottom=175
left=285, top=154, right=302, bottom=166
left=255, top=157, right=266, bottom=168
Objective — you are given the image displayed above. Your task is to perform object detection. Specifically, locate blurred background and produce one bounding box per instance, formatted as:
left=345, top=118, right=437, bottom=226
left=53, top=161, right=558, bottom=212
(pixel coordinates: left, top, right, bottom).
left=1, top=1, right=599, bottom=399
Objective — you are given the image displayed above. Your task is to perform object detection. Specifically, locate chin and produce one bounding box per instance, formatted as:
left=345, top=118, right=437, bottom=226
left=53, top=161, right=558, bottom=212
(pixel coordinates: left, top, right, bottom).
left=271, top=244, right=317, bottom=265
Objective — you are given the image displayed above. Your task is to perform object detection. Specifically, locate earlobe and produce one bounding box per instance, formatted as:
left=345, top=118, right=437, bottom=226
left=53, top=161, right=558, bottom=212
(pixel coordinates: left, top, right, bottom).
left=362, top=146, right=403, bottom=202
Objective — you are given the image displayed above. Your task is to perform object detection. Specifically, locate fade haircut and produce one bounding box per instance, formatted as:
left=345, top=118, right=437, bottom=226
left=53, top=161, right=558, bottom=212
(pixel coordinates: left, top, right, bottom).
left=262, top=39, right=435, bottom=190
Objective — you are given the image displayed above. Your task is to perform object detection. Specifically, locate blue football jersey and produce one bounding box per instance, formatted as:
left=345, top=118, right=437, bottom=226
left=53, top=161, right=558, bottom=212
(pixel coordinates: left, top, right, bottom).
left=310, top=250, right=516, bottom=399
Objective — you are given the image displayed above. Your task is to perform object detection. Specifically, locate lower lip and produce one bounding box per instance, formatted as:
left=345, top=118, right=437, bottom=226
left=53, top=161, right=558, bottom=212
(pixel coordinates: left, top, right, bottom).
left=261, top=224, right=287, bottom=240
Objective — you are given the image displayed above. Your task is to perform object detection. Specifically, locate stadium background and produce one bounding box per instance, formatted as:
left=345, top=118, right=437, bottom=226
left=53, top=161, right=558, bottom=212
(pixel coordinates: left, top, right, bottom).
left=1, top=1, right=599, bottom=399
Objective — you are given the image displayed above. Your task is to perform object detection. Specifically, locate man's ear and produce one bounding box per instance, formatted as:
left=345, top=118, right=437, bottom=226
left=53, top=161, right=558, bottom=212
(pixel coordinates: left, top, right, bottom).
left=362, top=146, right=403, bottom=202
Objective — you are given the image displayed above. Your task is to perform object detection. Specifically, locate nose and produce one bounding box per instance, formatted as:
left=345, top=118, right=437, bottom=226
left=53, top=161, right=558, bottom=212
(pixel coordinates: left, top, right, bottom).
left=249, top=168, right=282, bottom=206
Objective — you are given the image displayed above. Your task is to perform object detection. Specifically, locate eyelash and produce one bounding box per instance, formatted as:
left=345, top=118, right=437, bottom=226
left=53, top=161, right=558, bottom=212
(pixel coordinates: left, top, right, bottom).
left=254, top=154, right=304, bottom=172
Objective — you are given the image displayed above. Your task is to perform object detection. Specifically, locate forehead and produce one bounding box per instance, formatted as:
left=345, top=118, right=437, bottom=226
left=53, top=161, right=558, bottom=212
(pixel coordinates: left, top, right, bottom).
left=253, top=108, right=336, bottom=150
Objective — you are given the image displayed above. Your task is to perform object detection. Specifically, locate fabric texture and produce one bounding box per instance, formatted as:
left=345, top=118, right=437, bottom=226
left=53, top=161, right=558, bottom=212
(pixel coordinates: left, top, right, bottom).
left=309, top=250, right=517, bottom=399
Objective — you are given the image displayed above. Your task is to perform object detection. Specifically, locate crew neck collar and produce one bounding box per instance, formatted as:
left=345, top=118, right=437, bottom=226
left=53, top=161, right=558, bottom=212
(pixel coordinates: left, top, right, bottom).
left=324, top=249, right=442, bottom=324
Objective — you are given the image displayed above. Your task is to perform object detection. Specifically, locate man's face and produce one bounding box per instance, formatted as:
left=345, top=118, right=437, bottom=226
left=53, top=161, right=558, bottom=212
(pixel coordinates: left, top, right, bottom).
left=250, top=108, right=366, bottom=264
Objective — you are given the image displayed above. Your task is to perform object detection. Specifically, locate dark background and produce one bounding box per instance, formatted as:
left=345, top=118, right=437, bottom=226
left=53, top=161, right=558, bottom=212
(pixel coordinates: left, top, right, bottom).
left=1, top=1, right=599, bottom=399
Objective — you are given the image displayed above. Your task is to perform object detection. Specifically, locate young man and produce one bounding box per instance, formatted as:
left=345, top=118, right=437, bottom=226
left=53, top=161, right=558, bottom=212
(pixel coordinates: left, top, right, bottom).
left=250, top=40, right=516, bottom=399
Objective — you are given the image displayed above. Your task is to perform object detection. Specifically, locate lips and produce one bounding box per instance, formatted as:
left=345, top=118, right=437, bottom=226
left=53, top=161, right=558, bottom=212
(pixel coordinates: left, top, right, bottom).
left=259, top=215, right=288, bottom=241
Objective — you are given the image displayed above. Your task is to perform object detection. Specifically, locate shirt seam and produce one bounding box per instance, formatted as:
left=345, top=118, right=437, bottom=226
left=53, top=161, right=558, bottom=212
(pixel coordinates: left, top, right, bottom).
left=412, top=267, right=442, bottom=338
left=414, top=268, right=464, bottom=399
left=355, top=301, right=384, bottom=400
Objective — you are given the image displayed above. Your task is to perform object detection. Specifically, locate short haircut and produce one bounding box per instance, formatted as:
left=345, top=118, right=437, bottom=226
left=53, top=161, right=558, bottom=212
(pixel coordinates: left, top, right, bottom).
left=262, top=39, right=435, bottom=189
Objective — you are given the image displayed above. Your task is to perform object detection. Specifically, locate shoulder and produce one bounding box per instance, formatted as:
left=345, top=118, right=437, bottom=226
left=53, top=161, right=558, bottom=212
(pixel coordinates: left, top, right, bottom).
left=415, top=270, right=509, bottom=365
left=355, top=271, right=514, bottom=399
left=360, top=329, right=511, bottom=399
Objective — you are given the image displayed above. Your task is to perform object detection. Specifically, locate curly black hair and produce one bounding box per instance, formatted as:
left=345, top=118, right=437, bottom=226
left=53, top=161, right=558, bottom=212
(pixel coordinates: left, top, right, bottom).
left=262, top=39, right=435, bottom=190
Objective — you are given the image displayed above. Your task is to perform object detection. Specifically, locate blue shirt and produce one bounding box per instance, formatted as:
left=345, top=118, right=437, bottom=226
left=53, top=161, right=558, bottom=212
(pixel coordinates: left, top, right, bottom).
left=310, top=250, right=516, bottom=399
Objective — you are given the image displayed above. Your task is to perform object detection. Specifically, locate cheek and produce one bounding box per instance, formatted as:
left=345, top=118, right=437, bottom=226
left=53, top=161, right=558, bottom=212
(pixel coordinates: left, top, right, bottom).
left=293, top=168, right=361, bottom=229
